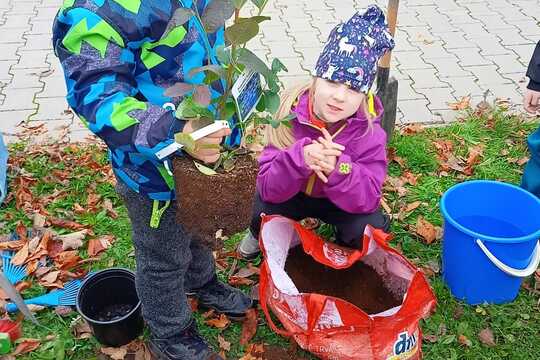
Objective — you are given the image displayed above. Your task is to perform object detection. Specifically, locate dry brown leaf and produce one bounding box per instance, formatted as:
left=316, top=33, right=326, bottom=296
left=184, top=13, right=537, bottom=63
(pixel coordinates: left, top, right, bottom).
left=11, top=242, right=29, bottom=266
left=448, top=95, right=471, bottom=110
left=403, top=201, right=422, bottom=214
left=15, top=281, right=32, bottom=293
left=228, top=277, right=255, bottom=287
left=458, top=334, right=472, bottom=347
left=33, top=213, right=46, bottom=228
left=47, top=217, right=87, bottom=231
left=240, top=308, right=258, bottom=345
left=26, top=260, right=39, bottom=275
left=11, top=338, right=41, bottom=355
left=28, top=235, right=41, bottom=253
left=101, top=346, right=127, bottom=360
left=424, top=334, right=438, bottom=343
left=87, top=235, right=114, bottom=257
left=234, top=267, right=258, bottom=279
left=55, top=306, right=74, bottom=317
left=0, top=240, right=26, bottom=251
left=218, top=335, right=231, bottom=352
left=34, top=266, right=51, bottom=278
left=103, top=198, right=118, bottom=219
left=71, top=318, right=92, bottom=339
left=416, top=217, right=438, bottom=244
left=73, top=203, right=86, bottom=214
left=401, top=171, right=419, bottom=186
left=188, top=297, right=199, bottom=312
left=401, top=124, right=424, bottom=135
left=15, top=222, right=28, bottom=242
left=478, top=328, right=496, bottom=347
left=41, top=270, right=60, bottom=284
left=55, top=250, right=82, bottom=270
left=205, top=314, right=230, bottom=329
left=27, top=304, right=46, bottom=313
left=56, top=230, right=88, bottom=250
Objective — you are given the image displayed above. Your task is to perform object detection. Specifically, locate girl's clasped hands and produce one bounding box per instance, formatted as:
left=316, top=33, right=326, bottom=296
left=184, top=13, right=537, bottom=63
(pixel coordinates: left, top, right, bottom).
left=303, top=128, right=345, bottom=183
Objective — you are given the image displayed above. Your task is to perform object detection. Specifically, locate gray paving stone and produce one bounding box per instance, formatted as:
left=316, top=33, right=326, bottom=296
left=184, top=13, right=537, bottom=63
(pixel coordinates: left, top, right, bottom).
left=30, top=96, right=71, bottom=121
left=397, top=99, right=434, bottom=123
left=36, top=75, right=67, bottom=98
left=445, top=10, right=482, bottom=25
left=20, top=34, right=53, bottom=50
left=506, top=43, right=539, bottom=66
left=402, top=26, right=442, bottom=44
left=447, top=76, right=484, bottom=97
left=0, top=88, right=37, bottom=110
left=12, top=50, right=50, bottom=69
left=0, top=28, right=27, bottom=43
left=512, top=20, right=540, bottom=37
left=6, top=4, right=37, bottom=15
left=464, top=65, right=513, bottom=85
left=397, top=79, right=426, bottom=100
left=407, top=68, right=450, bottom=89
left=394, top=51, right=434, bottom=70
left=452, top=48, right=494, bottom=66
left=438, top=31, right=477, bottom=49
left=489, top=28, right=532, bottom=46
left=427, top=57, right=473, bottom=78
left=0, top=43, right=21, bottom=61
left=425, top=87, right=458, bottom=110
left=470, top=36, right=512, bottom=55
left=0, top=60, right=16, bottom=80
left=478, top=82, right=523, bottom=103
left=29, top=19, right=54, bottom=35
left=458, top=23, right=491, bottom=37
left=0, top=109, right=34, bottom=134
left=485, top=54, right=525, bottom=74
left=5, top=69, right=42, bottom=89
left=418, top=41, right=455, bottom=59
left=33, top=7, right=58, bottom=21
left=0, top=13, right=32, bottom=28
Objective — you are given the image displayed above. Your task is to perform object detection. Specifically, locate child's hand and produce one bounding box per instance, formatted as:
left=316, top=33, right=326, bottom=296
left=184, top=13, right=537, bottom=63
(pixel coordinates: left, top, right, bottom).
left=303, top=142, right=337, bottom=183
left=314, top=128, right=345, bottom=176
left=524, top=88, right=540, bottom=114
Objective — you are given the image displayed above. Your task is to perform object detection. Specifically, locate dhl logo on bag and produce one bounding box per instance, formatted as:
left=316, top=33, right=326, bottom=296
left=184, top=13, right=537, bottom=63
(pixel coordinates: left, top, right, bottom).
left=387, top=330, right=419, bottom=360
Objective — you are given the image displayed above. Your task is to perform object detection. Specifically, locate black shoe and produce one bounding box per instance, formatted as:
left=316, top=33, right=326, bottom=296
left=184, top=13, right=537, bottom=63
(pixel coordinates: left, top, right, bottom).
left=188, top=275, right=253, bottom=320
left=148, top=319, right=223, bottom=360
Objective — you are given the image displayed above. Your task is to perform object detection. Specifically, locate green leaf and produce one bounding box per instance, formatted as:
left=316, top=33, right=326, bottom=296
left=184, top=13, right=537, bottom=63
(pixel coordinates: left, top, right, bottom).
left=263, top=90, right=280, bottom=114
left=193, top=85, right=211, bottom=106
left=250, top=0, right=267, bottom=10
left=233, top=0, right=247, bottom=8
left=201, top=0, right=235, bottom=33
left=256, top=95, right=265, bottom=112
left=236, top=48, right=271, bottom=78
left=176, top=96, right=214, bottom=120
left=175, top=132, right=196, bottom=151
left=225, top=20, right=259, bottom=45
left=54, top=338, right=65, bottom=360
left=224, top=101, right=237, bottom=120
left=271, top=58, right=288, bottom=73
left=188, top=65, right=227, bottom=80
left=194, top=161, right=218, bottom=176
left=237, top=16, right=271, bottom=24
left=204, top=71, right=221, bottom=85
left=223, top=157, right=236, bottom=172
left=216, top=45, right=232, bottom=64
left=162, top=7, right=194, bottom=38
left=164, top=82, right=193, bottom=97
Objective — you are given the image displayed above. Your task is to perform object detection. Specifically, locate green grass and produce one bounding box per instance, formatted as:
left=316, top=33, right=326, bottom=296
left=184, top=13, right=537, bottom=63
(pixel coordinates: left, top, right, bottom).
left=1, top=108, right=539, bottom=359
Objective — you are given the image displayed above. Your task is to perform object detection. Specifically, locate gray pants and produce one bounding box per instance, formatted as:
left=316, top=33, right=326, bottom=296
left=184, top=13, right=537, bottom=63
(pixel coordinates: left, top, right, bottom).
left=116, top=181, right=215, bottom=339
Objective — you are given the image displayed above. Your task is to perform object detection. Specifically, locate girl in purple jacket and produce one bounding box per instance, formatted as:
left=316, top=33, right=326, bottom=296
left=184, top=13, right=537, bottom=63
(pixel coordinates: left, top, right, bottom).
left=239, top=6, right=395, bottom=259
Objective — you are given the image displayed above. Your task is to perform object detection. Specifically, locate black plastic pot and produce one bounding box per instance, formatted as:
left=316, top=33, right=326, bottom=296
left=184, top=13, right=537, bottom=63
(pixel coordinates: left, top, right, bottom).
left=76, top=268, right=143, bottom=347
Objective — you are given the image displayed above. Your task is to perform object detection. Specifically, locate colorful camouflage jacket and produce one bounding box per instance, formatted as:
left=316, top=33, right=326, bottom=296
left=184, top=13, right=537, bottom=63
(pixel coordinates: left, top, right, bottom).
left=52, top=0, right=225, bottom=201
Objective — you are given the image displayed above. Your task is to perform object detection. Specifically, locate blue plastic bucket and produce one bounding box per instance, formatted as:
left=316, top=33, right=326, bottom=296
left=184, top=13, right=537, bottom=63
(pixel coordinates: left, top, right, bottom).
left=440, top=180, right=540, bottom=304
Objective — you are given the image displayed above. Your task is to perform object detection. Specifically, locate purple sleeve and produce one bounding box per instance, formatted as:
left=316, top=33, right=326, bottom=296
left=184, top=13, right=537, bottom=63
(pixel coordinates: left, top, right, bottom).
left=324, top=138, right=387, bottom=214
left=256, top=138, right=313, bottom=203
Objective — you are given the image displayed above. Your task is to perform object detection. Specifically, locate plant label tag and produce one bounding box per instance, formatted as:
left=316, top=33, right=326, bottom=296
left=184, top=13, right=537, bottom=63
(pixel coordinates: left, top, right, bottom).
left=231, top=70, right=263, bottom=122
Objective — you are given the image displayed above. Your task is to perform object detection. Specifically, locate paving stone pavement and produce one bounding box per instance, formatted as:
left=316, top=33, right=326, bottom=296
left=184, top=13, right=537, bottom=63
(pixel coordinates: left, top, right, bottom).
left=0, top=0, right=538, bottom=143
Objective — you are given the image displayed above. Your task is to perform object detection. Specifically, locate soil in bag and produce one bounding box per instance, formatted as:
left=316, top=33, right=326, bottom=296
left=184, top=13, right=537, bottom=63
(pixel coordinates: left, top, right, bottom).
left=284, top=245, right=402, bottom=314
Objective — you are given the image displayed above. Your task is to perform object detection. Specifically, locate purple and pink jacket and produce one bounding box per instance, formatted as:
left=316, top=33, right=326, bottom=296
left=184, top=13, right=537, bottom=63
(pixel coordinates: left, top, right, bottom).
left=256, top=91, right=388, bottom=214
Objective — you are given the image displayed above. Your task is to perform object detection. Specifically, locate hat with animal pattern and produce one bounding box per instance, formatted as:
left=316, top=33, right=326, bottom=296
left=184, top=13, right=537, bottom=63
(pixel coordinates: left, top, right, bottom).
left=314, top=5, right=395, bottom=93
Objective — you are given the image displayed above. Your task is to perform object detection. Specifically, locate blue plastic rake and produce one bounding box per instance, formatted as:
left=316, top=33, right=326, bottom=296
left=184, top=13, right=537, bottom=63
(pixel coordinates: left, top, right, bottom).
left=5, top=278, right=84, bottom=313
left=1, top=251, right=28, bottom=284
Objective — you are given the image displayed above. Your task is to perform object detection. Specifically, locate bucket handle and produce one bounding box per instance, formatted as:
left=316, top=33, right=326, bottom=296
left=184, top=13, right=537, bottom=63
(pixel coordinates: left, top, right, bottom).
left=476, top=239, right=540, bottom=278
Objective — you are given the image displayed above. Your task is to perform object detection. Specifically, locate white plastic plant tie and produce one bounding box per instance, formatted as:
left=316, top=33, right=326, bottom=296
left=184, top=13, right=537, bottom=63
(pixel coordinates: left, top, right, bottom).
left=476, top=239, right=540, bottom=278
left=156, top=120, right=230, bottom=160
left=163, top=102, right=176, bottom=111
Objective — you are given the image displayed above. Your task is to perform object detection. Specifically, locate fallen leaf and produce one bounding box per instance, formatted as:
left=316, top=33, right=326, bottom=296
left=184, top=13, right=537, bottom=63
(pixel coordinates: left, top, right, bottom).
left=188, top=297, right=199, bottom=312
left=27, top=304, right=46, bottom=313
left=87, top=235, right=114, bottom=257
left=400, top=124, right=424, bottom=135
left=448, top=95, right=471, bottom=110
left=403, top=201, right=421, bottom=215
left=101, top=346, right=127, bottom=360
left=56, top=230, right=88, bottom=250
left=228, top=277, right=255, bottom=287
left=240, top=308, right=258, bottom=345
left=11, top=242, right=30, bottom=266
left=41, top=270, right=60, bottom=284
left=71, top=318, right=92, bottom=339
left=11, top=338, right=41, bottom=355
left=15, top=222, right=28, bottom=242
left=15, top=281, right=32, bottom=293
left=424, top=334, right=438, bottom=343
left=103, top=199, right=118, bottom=219
left=34, top=266, right=51, bottom=278
left=55, top=250, right=81, bottom=270
left=401, top=171, right=419, bottom=185
left=205, top=314, right=230, bottom=329
left=73, top=203, right=86, bottom=214
left=48, top=218, right=87, bottom=231
left=234, top=267, right=259, bottom=279
left=415, top=217, right=438, bottom=244
left=458, top=334, right=472, bottom=347
left=55, top=306, right=74, bottom=317
left=478, top=328, right=496, bottom=347
left=33, top=213, right=46, bottom=228
left=218, top=335, right=231, bottom=352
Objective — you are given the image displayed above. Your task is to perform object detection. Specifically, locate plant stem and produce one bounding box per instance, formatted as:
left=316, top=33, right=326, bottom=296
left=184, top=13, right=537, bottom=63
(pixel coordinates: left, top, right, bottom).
left=218, top=7, right=240, bottom=120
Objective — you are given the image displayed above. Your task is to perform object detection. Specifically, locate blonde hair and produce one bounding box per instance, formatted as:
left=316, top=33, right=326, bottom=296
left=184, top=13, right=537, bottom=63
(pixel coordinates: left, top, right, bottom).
left=264, top=78, right=375, bottom=150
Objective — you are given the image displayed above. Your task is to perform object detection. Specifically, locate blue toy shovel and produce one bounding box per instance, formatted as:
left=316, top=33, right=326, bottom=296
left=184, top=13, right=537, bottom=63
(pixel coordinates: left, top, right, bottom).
left=5, top=278, right=83, bottom=313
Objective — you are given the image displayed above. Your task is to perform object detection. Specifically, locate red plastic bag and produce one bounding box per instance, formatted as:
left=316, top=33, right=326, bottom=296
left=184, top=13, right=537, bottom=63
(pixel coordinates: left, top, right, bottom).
left=259, top=215, right=437, bottom=360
